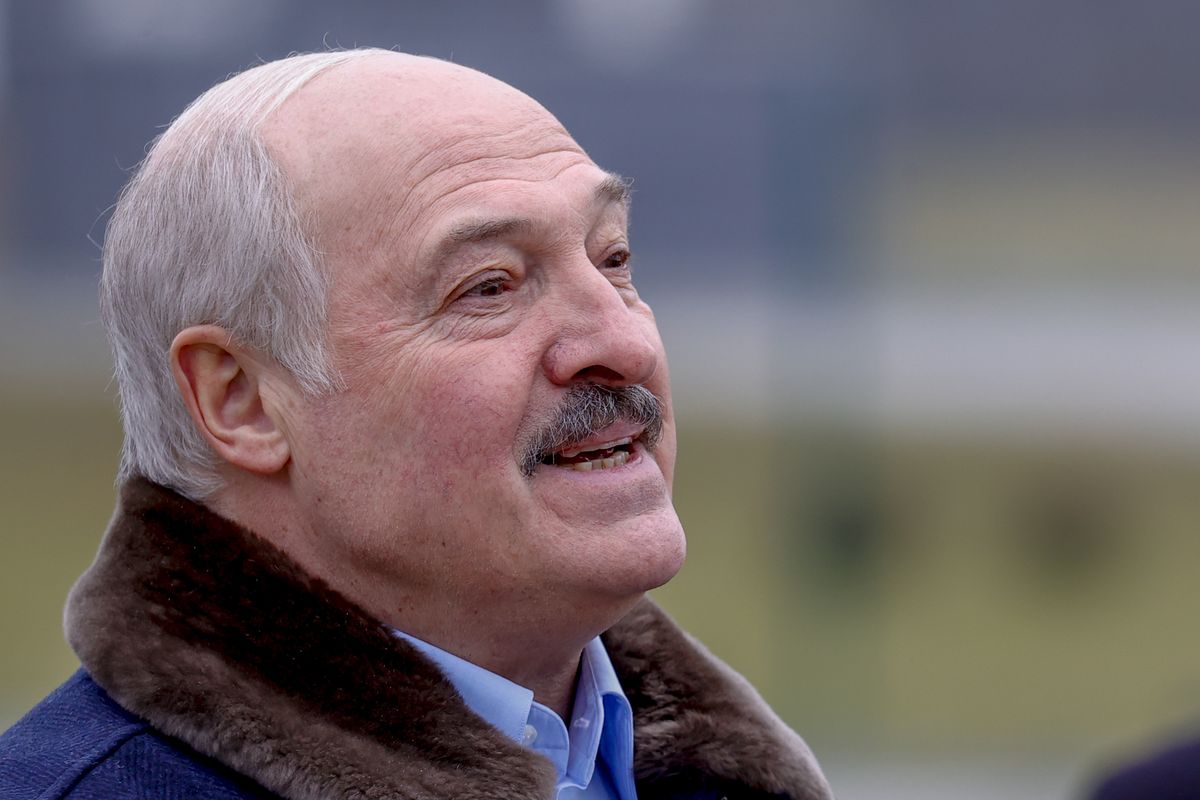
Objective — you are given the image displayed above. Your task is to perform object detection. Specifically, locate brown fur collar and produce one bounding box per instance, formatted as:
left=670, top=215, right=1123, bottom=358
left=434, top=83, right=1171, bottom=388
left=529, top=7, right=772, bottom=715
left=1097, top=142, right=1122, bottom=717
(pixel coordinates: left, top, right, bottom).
left=65, top=478, right=832, bottom=800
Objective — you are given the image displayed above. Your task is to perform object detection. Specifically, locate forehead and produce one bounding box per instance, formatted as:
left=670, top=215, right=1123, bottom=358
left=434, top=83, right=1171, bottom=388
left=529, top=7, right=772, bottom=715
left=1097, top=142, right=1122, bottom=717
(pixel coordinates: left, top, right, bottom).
left=263, top=55, right=603, bottom=265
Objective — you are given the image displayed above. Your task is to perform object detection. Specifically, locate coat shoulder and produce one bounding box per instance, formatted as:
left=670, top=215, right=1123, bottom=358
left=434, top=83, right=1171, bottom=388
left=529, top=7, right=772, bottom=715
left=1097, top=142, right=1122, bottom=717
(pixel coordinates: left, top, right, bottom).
left=1089, top=735, right=1200, bottom=800
left=0, top=669, right=272, bottom=799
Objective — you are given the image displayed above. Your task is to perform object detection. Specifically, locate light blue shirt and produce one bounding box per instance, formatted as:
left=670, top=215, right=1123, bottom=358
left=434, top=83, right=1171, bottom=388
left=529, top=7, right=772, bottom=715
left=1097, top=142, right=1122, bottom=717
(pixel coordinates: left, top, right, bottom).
left=395, top=633, right=638, bottom=800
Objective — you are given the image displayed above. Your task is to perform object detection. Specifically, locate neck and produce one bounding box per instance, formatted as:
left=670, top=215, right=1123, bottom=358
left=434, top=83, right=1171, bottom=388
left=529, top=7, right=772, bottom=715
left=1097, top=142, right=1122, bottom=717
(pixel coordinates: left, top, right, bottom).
left=210, top=475, right=641, bottom=719
left=505, top=647, right=582, bottom=720
left=392, top=602, right=633, bottom=719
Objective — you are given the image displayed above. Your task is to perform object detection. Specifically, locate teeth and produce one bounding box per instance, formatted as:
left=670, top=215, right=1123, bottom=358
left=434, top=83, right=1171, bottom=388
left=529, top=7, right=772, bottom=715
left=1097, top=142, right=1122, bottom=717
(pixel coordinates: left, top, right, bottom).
left=565, top=449, right=630, bottom=471
left=559, top=436, right=634, bottom=459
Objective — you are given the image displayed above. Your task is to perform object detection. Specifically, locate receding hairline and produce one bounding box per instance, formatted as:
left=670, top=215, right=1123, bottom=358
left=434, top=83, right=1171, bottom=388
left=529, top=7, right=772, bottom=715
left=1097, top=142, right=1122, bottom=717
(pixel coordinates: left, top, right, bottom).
left=259, top=49, right=532, bottom=139
left=256, top=49, right=580, bottom=217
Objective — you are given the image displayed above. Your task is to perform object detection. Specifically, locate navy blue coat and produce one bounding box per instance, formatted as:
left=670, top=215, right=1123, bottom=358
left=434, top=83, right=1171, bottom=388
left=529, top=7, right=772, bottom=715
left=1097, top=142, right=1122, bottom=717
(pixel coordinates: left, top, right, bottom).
left=0, top=670, right=271, bottom=799
left=1087, top=736, right=1200, bottom=800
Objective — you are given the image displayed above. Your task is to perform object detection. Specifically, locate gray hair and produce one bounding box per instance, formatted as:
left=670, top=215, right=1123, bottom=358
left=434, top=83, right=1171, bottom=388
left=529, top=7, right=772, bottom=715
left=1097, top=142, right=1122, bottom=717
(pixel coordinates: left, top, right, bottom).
left=100, top=49, right=383, bottom=499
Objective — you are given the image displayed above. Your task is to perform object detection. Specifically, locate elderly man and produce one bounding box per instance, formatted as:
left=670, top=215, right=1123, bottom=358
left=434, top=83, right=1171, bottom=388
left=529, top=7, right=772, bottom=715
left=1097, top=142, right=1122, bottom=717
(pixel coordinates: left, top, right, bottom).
left=0, top=50, right=832, bottom=800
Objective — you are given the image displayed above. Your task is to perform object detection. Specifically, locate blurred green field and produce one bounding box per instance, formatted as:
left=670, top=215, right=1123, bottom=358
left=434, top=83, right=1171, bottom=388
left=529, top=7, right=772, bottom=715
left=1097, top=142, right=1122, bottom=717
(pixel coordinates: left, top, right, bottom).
left=667, top=427, right=1200, bottom=756
left=3, top=392, right=1200, bottom=770
left=0, top=393, right=124, bottom=718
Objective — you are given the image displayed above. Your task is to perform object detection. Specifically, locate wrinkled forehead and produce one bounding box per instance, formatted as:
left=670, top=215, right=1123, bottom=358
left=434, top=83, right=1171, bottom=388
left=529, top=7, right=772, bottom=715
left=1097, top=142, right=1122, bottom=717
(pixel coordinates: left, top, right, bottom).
left=261, top=53, right=590, bottom=255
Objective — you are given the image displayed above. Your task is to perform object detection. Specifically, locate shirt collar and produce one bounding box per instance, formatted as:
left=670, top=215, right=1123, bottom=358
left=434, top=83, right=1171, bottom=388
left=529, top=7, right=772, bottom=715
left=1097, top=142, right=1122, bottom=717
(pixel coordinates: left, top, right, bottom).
left=392, top=631, right=636, bottom=798
left=392, top=630, right=533, bottom=745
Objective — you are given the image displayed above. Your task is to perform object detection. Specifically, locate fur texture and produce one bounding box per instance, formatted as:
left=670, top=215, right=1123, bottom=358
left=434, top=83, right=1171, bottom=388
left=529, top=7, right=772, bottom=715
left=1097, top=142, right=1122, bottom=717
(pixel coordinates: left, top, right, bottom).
left=65, top=478, right=832, bottom=800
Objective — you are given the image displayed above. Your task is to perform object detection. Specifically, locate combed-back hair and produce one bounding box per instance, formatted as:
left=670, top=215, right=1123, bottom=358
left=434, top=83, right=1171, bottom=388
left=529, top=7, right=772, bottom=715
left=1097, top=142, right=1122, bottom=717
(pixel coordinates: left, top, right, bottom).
left=101, top=49, right=383, bottom=499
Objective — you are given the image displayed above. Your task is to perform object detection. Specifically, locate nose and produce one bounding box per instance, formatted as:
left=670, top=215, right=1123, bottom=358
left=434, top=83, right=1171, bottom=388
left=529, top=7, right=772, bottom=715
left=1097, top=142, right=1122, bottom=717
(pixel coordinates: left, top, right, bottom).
left=541, top=264, right=660, bottom=388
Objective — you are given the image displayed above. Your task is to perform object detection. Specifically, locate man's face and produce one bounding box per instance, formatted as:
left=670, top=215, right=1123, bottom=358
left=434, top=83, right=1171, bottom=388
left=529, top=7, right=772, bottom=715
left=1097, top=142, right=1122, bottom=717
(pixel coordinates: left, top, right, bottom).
left=264, top=55, right=685, bottom=629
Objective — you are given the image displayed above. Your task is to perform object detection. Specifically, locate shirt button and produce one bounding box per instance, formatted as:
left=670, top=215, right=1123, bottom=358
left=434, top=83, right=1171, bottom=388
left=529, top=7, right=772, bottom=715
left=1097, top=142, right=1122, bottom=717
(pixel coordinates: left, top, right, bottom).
left=523, top=724, right=538, bottom=745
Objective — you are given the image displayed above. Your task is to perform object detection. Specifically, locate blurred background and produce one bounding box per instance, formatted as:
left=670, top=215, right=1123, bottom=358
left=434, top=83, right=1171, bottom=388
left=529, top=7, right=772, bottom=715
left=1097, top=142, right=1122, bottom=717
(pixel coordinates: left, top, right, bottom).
left=2, top=1, right=1199, bottom=798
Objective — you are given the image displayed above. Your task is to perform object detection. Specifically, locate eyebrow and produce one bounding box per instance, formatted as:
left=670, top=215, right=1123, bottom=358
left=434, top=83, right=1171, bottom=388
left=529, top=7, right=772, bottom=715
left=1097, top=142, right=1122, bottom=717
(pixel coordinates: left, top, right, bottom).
left=596, top=172, right=633, bottom=208
left=447, top=216, right=534, bottom=246
left=441, top=172, right=633, bottom=251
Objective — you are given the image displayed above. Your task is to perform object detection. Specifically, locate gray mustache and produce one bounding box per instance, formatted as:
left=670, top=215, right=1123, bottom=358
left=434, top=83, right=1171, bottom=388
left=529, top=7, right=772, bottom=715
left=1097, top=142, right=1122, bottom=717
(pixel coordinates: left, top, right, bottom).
left=519, top=384, right=664, bottom=477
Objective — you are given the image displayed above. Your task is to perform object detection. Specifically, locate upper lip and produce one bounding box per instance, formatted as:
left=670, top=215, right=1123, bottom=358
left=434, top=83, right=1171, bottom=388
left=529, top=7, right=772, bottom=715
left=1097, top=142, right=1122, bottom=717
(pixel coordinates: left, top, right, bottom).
left=553, top=422, right=645, bottom=457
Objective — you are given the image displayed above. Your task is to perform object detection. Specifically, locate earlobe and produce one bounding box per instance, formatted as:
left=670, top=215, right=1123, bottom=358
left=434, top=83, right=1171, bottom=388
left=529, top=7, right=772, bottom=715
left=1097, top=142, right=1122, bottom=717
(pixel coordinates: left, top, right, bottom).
left=170, top=326, right=292, bottom=475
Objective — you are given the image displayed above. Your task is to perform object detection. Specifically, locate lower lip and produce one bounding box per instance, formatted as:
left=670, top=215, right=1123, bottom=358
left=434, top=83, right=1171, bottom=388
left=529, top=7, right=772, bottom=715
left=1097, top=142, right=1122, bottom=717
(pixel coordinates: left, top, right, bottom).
left=532, top=440, right=671, bottom=516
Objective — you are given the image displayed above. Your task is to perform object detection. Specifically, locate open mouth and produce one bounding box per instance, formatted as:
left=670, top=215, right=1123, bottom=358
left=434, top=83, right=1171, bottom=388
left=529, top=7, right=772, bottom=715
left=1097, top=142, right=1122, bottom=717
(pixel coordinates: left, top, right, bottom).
left=540, top=436, right=636, bottom=472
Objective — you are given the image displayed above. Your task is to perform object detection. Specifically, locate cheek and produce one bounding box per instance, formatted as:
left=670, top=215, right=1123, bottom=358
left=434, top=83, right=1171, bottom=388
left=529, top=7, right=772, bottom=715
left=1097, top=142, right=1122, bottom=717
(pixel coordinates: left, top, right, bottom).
left=390, top=347, right=529, bottom=473
left=418, top=377, right=513, bottom=463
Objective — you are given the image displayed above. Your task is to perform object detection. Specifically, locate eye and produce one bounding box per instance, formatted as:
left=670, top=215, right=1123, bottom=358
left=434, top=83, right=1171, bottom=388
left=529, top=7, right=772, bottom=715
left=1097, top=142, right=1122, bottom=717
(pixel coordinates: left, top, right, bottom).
left=460, top=275, right=510, bottom=299
left=602, top=249, right=632, bottom=272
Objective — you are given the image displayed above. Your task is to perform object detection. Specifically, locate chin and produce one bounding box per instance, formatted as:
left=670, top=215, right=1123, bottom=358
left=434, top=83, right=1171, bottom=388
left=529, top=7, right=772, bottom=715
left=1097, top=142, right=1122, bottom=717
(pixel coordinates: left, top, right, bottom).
left=599, top=508, right=688, bottom=597
left=645, top=515, right=688, bottom=588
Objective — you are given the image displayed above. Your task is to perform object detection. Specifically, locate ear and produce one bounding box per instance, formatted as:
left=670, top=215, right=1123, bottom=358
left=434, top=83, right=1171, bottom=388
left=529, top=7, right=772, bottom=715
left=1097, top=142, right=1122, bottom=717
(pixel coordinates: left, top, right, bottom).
left=170, top=326, right=292, bottom=475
